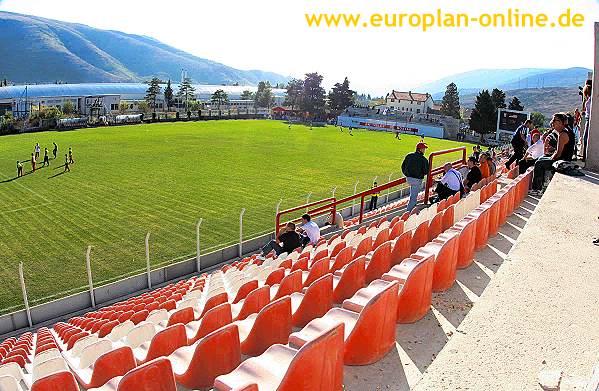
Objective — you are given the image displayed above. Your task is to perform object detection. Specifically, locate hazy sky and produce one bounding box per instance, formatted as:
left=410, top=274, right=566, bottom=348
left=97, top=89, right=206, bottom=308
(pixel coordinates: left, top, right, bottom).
left=1, top=0, right=598, bottom=94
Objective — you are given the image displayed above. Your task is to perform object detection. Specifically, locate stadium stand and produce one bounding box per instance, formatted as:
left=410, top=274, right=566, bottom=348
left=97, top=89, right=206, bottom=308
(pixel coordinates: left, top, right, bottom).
left=0, top=158, right=536, bottom=390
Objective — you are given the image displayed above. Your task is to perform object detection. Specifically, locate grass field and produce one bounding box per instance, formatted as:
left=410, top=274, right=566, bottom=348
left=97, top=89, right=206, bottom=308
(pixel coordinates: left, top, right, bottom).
left=0, top=120, right=473, bottom=313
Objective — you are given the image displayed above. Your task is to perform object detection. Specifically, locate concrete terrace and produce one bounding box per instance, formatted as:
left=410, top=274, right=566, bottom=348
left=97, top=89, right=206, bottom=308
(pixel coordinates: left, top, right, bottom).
left=344, top=172, right=599, bottom=390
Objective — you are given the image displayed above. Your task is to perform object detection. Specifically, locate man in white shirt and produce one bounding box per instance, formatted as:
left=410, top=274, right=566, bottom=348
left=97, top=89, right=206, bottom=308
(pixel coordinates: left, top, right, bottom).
left=297, top=214, right=321, bottom=247
left=518, top=131, right=543, bottom=174
left=435, top=163, right=463, bottom=201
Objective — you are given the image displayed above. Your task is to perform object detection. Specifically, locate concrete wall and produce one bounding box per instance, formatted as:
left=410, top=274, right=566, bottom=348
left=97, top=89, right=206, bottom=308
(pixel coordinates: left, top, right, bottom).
left=586, top=22, right=599, bottom=171
left=337, top=115, right=445, bottom=138
left=0, top=187, right=407, bottom=339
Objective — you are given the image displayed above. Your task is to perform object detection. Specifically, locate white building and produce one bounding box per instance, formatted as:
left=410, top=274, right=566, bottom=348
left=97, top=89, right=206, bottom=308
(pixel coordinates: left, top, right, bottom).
left=384, top=90, right=434, bottom=114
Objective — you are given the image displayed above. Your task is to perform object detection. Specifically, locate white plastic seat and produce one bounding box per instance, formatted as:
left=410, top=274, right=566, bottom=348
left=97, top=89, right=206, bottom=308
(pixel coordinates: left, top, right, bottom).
left=107, top=320, right=135, bottom=342
left=70, top=335, right=99, bottom=358
left=0, top=363, right=30, bottom=390
left=32, top=357, right=68, bottom=382
left=125, top=323, right=156, bottom=349
left=0, top=375, right=25, bottom=391
left=73, top=340, right=112, bottom=370
left=32, top=348, right=61, bottom=367
left=146, top=309, right=169, bottom=325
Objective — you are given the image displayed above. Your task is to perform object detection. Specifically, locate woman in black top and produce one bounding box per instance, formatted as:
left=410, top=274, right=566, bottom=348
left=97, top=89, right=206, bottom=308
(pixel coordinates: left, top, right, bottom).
left=463, top=156, right=482, bottom=191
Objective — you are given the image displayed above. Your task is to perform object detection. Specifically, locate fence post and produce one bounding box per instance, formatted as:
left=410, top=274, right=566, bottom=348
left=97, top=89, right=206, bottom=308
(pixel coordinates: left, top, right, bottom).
left=352, top=180, right=359, bottom=215
left=305, top=192, right=312, bottom=212
left=331, top=186, right=337, bottom=199
left=86, top=246, right=95, bottom=308
left=239, top=208, right=246, bottom=257
left=18, top=262, right=33, bottom=328
left=275, top=199, right=283, bottom=234
left=386, top=173, right=393, bottom=203
left=145, top=232, right=152, bottom=289
left=196, top=218, right=203, bottom=272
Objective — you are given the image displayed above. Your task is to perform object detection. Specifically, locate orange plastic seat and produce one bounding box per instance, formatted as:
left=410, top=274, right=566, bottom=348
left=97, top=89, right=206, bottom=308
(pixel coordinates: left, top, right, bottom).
left=214, top=320, right=344, bottom=391
left=428, top=212, right=444, bottom=242
left=264, top=268, right=285, bottom=285
left=166, top=307, right=194, bottom=327
left=312, top=249, right=329, bottom=263
left=470, top=205, right=491, bottom=251
left=290, top=279, right=399, bottom=365
left=158, top=300, right=176, bottom=312
left=390, top=230, right=412, bottom=266
left=437, top=198, right=447, bottom=212
left=133, top=324, right=187, bottom=364
left=171, top=324, right=241, bottom=390
left=302, top=258, right=329, bottom=287
left=484, top=196, right=501, bottom=237
left=329, top=246, right=353, bottom=273
left=372, top=228, right=389, bottom=249
left=231, top=286, right=270, bottom=321
left=382, top=253, right=435, bottom=323
left=185, top=303, right=233, bottom=344
left=451, top=218, right=477, bottom=269
left=231, top=280, right=259, bottom=304
left=411, top=220, right=429, bottom=253
left=88, top=358, right=177, bottom=391
left=130, top=310, right=149, bottom=325
left=289, top=257, right=309, bottom=273
left=353, top=236, right=372, bottom=258
left=389, top=219, right=404, bottom=240
left=234, top=296, right=293, bottom=356
left=365, top=241, right=392, bottom=284
left=442, top=205, right=455, bottom=232
left=333, top=256, right=366, bottom=304
left=31, top=371, right=80, bottom=391
left=291, top=274, right=333, bottom=328
left=426, top=231, right=459, bottom=292
left=270, top=270, right=302, bottom=301
left=75, top=346, right=136, bottom=389
left=199, top=292, right=228, bottom=318
left=329, top=241, right=346, bottom=258
left=67, top=331, right=88, bottom=350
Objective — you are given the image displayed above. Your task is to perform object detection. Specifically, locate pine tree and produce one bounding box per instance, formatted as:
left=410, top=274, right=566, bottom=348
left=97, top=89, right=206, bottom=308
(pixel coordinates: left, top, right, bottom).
left=508, top=96, right=524, bottom=111
left=177, top=77, right=196, bottom=110
left=491, top=88, right=506, bottom=109
left=301, top=72, right=326, bottom=119
left=328, top=77, right=355, bottom=117
left=145, top=77, right=162, bottom=112
left=240, top=90, right=254, bottom=101
left=469, top=90, right=497, bottom=142
left=164, top=79, right=174, bottom=111
left=441, top=82, right=461, bottom=119
left=254, top=81, right=275, bottom=108
left=210, top=89, right=229, bottom=109
left=284, top=79, right=304, bottom=111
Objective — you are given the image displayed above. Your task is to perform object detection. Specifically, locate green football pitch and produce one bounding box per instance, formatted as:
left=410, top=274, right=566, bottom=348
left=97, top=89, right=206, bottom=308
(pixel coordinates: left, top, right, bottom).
left=0, top=120, right=473, bottom=313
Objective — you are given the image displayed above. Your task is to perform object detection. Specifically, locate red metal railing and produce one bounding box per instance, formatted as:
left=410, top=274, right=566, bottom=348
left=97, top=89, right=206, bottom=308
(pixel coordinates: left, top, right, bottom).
left=423, top=147, right=467, bottom=204
left=276, top=146, right=468, bottom=232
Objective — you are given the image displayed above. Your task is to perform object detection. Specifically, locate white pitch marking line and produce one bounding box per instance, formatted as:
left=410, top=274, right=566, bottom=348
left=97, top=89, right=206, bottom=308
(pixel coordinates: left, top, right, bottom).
left=0, top=172, right=51, bottom=203
left=0, top=201, right=53, bottom=215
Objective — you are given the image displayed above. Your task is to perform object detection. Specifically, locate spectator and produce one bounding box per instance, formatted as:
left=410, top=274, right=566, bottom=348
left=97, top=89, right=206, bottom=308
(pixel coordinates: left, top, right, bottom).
left=472, top=145, right=481, bottom=162
left=463, top=156, right=482, bottom=191
left=326, top=210, right=345, bottom=230
left=506, top=119, right=533, bottom=169
left=530, top=113, right=575, bottom=195
left=479, top=153, right=490, bottom=178
left=435, top=163, right=463, bottom=200
left=369, top=181, right=380, bottom=211
left=485, top=152, right=497, bottom=176
left=401, top=142, right=429, bottom=212
left=297, top=214, right=320, bottom=247
left=261, top=222, right=302, bottom=257
left=581, top=80, right=592, bottom=161
left=518, top=130, right=544, bottom=174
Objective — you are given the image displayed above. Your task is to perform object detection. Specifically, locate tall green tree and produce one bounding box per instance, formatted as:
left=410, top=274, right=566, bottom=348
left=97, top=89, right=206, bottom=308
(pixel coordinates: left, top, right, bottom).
left=177, top=77, right=196, bottom=110
left=328, top=77, right=355, bottom=117
left=284, top=78, right=304, bottom=111
left=210, top=89, right=229, bottom=109
left=440, top=82, right=461, bottom=119
left=491, top=88, right=506, bottom=109
left=530, top=111, right=546, bottom=127
left=301, top=72, right=326, bottom=118
left=240, top=90, right=255, bottom=101
left=164, top=79, right=174, bottom=111
left=62, top=101, right=76, bottom=115
left=145, top=77, right=162, bottom=112
left=508, top=96, right=524, bottom=111
left=469, top=90, right=497, bottom=141
left=254, top=81, right=275, bottom=108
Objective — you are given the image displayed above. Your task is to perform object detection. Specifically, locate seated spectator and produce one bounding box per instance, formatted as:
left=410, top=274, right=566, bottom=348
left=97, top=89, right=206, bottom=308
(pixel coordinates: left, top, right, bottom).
left=261, top=222, right=301, bottom=256
left=297, top=213, right=321, bottom=247
left=463, top=156, right=482, bottom=191
left=479, top=153, right=490, bottom=178
left=518, top=130, right=544, bottom=174
left=472, top=145, right=481, bottom=162
left=530, top=113, right=575, bottom=195
left=485, top=152, right=497, bottom=176
left=435, top=163, right=463, bottom=201
left=326, top=210, right=344, bottom=230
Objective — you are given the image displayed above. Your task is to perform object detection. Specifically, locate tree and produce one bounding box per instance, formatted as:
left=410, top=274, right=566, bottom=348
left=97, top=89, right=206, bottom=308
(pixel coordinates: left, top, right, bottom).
left=164, top=79, right=174, bottom=111
left=137, top=101, right=150, bottom=114
left=254, top=81, right=275, bottom=108
left=210, top=89, right=229, bottom=109
left=177, top=77, right=196, bottom=110
left=62, top=101, right=76, bottom=115
left=240, top=90, right=255, bottom=101
left=119, top=101, right=130, bottom=113
left=530, top=111, right=546, bottom=127
left=328, top=77, right=355, bottom=117
left=491, top=88, right=506, bottom=109
left=508, top=96, right=524, bottom=111
left=145, top=77, right=162, bottom=112
left=469, top=90, right=496, bottom=142
left=284, top=78, right=304, bottom=111
left=440, top=82, right=461, bottom=119
left=301, top=72, right=326, bottom=118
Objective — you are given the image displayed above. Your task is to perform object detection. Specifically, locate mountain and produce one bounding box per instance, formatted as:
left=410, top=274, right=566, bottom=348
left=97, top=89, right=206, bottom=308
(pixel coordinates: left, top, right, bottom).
left=421, top=67, right=591, bottom=98
left=0, top=11, right=289, bottom=85
left=460, top=87, right=583, bottom=120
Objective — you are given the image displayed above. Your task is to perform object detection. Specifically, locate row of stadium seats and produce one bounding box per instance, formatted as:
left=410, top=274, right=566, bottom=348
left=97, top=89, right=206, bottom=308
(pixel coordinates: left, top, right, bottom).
left=0, top=165, right=530, bottom=390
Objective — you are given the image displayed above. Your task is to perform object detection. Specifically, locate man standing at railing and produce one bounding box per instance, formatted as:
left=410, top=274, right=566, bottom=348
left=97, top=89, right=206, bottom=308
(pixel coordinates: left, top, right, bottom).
left=402, top=142, right=429, bottom=212
left=369, top=181, right=380, bottom=211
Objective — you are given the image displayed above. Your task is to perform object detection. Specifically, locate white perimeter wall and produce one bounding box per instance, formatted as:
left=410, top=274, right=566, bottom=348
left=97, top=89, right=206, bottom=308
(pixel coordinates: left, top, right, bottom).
left=337, top=115, right=445, bottom=138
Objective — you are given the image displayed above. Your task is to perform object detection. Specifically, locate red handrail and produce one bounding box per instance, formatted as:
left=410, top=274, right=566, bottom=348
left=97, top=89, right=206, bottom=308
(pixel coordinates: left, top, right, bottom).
left=276, top=197, right=336, bottom=233
left=423, top=147, right=467, bottom=204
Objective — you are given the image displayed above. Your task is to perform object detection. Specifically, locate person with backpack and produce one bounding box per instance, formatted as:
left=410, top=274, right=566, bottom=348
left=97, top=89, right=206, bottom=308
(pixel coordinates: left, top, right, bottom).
left=506, top=119, right=533, bottom=169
